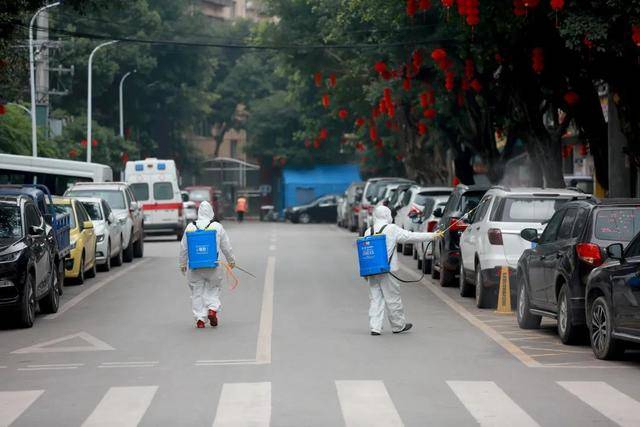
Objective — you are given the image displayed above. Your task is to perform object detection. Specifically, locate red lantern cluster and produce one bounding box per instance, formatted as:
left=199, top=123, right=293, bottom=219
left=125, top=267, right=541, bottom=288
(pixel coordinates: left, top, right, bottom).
left=563, top=91, right=580, bottom=106
left=460, top=0, right=480, bottom=27
left=632, top=25, right=640, bottom=47
left=532, top=48, right=544, bottom=74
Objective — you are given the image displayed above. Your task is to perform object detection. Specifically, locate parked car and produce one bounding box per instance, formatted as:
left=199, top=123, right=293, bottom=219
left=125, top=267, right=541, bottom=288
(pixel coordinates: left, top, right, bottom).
left=416, top=196, right=451, bottom=273
left=0, top=195, right=61, bottom=327
left=65, top=182, right=144, bottom=262
left=344, top=182, right=364, bottom=232
left=337, top=193, right=348, bottom=228
left=184, top=185, right=223, bottom=219
left=388, top=183, right=413, bottom=219
left=358, top=178, right=413, bottom=235
left=516, top=199, right=640, bottom=344
left=585, top=232, right=640, bottom=359
left=285, top=194, right=340, bottom=224
left=52, top=197, right=97, bottom=284
left=77, top=197, right=123, bottom=272
left=459, top=187, right=583, bottom=308
left=432, top=185, right=490, bottom=286
left=181, top=191, right=198, bottom=223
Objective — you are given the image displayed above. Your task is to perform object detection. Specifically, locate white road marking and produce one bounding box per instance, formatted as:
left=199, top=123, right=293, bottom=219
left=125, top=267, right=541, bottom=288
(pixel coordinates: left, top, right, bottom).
left=98, top=361, right=159, bottom=368
left=335, top=380, right=404, bottom=427
left=46, top=259, right=150, bottom=320
left=212, top=382, right=271, bottom=427
left=0, top=390, right=43, bottom=427
left=82, top=386, right=157, bottom=427
left=256, top=256, right=275, bottom=364
left=11, top=331, right=114, bottom=354
left=17, top=363, right=83, bottom=371
left=399, top=264, right=542, bottom=368
left=447, top=381, right=539, bottom=427
left=558, top=381, right=640, bottom=426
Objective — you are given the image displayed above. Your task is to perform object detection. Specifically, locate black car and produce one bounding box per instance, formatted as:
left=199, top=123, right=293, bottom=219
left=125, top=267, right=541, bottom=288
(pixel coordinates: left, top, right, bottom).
left=517, top=198, right=640, bottom=344
left=431, top=185, right=489, bottom=286
left=586, top=233, right=640, bottom=359
left=0, top=195, right=61, bottom=327
left=285, top=194, right=340, bottom=224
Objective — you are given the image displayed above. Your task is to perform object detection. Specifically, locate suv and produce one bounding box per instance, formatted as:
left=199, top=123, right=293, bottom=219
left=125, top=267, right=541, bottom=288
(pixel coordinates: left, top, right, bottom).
left=358, top=178, right=413, bottom=235
left=65, top=183, right=144, bottom=262
left=432, top=185, right=490, bottom=286
left=459, top=187, right=583, bottom=308
left=0, top=195, right=61, bottom=327
left=517, top=199, right=640, bottom=344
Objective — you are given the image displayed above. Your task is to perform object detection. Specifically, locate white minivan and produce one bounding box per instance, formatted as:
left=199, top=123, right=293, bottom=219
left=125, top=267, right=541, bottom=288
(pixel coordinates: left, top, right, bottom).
left=125, top=158, right=184, bottom=240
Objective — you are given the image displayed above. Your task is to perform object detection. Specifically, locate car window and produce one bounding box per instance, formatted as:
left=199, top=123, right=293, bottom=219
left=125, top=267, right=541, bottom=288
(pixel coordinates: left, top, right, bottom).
left=125, top=188, right=134, bottom=205
left=625, top=235, right=640, bottom=258
left=52, top=204, right=76, bottom=228
left=475, top=196, right=492, bottom=223
left=489, top=197, right=502, bottom=220
left=594, top=208, right=640, bottom=242
left=130, top=183, right=149, bottom=201
left=492, top=197, right=568, bottom=223
left=102, top=200, right=112, bottom=219
left=153, top=182, right=174, bottom=201
left=443, top=193, right=459, bottom=216
left=402, top=189, right=414, bottom=206
left=0, top=205, right=23, bottom=238
left=460, top=192, right=483, bottom=215
left=67, top=190, right=126, bottom=210
left=76, top=202, right=90, bottom=228
left=557, top=208, right=577, bottom=239
left=572, top=208, right=589, bottom=238
left=539, top=210, right=565, bottom=244
left=25, top=204, right=42, bottom=228
left=81, top=202, right=103, bottom=221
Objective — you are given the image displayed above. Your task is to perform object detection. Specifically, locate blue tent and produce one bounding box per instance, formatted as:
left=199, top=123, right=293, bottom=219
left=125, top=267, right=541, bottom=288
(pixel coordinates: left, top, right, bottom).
left=281, top=164, right=361, bottom=209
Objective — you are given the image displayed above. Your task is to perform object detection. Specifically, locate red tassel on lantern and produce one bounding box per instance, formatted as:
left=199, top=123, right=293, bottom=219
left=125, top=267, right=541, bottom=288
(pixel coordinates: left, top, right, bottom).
left=321, top=94, right=330, bottom=109
left=314, top=72, right=322, bottom=87
left=338, top=109, right=349, bottom=119
left=464, top=59, right=474, bottom=81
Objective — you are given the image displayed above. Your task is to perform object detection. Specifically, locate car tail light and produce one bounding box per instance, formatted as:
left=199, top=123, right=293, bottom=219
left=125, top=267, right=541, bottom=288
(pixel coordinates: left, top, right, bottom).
left=427, top=220, right=438, bottom=232
left=488, top=228, right=503, bottom=245
left=449, top=217, right=468, bottom=232
left=576, top=243, right=603, bottom=266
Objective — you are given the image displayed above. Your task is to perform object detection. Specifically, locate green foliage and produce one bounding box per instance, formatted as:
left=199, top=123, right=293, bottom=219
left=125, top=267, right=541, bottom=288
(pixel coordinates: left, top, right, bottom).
left=0, top=105, right=57, bottom=157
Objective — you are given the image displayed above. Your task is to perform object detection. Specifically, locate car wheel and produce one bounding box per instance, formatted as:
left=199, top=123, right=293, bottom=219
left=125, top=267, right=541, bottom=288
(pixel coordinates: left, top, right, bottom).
left=589, top=296, right=625, bottom=360
left=474, top=263, right=490, bottom=308
left=402, top=243, right=413, bottom=256
left=422, top=257, right=432, bottom=275
left=76, top=253, right=86, bottom=284
left=557, top=284, right=583, bottom=344
left=123, top=233, right=134, bottom=263
left=18, top=273, right=36, bottom=328
left=100, top=241, right=112, bottom=272
left=86, top=249, right=97, bottom=279
left=431, top=254, right=440, bottom=280
left=417, top=258, right=423, bottom=270
left=40, top=263, right=60, bottom=314
left=134, top=232, right=144, bottom=258
left=516, top=270, right=541, bottom=329
left=413, top=248, right=418, bottom=260
left=299, top=213, right=311, bottom=224
left=459, top=262, right=474, bottom=297
left=112, top=236, right=124, bottom=267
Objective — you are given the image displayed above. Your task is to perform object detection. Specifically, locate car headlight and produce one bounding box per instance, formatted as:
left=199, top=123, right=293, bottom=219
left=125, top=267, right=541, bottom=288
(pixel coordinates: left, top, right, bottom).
left=70, top=240, right=77, bottom=250
left=0, top=251, right=21, bottom=263
left=96, top=234, right=105, bottom=243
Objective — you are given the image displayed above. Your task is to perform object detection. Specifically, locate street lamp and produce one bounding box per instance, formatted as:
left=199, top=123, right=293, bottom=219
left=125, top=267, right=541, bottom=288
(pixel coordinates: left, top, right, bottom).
left=86, top=40, right=118, bottom=163
left=119, top=70, right=136, bottom=138
left=29, top=1, right=60, bottom=158
left=8, top=103, right=32, bottom=116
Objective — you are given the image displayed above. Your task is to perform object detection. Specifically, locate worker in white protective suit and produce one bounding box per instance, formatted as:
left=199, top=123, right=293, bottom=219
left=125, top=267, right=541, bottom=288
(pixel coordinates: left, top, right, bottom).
left=364, top=205, right=442, bottom=336
left=179, top=201, right=235, bottom=328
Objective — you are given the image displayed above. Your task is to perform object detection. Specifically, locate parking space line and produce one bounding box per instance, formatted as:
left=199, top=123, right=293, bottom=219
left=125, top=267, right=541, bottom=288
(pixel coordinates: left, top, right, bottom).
left=520, top=346, right=592, bottom=354
left=46, top=259, right=151, bottom=320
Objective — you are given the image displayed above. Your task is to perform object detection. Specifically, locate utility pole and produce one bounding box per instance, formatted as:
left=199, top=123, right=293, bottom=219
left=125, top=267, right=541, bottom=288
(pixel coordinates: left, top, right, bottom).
left=86, top=40, right=118, bottom=163
left=119, top=70, right=136, bottom=138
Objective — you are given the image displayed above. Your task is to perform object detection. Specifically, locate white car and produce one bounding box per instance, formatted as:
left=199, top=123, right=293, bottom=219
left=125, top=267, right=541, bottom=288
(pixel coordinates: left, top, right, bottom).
left=415, top=196, right=451, bottom=273
left=66, top=182, right=144, bottom=262
left=76, top=197, right=124, bottom=271
left=181, top=192, right=198, bottom=223
left=459, top=187, right=583, bottom=308
left=337, top=194, right=348, bottom=227
left=358, top=178, right=412, bottom=235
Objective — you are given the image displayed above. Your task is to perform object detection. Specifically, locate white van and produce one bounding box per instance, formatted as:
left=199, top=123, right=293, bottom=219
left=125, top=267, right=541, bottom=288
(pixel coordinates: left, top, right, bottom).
left=125, top=158, right=184, bottom=240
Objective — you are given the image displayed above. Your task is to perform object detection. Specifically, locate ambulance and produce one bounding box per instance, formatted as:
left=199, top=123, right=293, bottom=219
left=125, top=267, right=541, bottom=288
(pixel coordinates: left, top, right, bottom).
left=125, top=158, right=185, bottom=240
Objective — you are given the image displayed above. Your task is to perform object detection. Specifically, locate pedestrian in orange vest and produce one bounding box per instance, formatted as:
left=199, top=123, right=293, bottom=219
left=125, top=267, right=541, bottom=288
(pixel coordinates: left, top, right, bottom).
left=235, top=196, right=248, bottom=222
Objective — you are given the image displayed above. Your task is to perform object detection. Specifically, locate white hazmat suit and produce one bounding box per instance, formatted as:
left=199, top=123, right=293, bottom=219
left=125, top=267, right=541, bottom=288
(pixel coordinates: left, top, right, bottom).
left=179, top=201, right=235, bottom=323
left=364, top=206, right=439, bottom=334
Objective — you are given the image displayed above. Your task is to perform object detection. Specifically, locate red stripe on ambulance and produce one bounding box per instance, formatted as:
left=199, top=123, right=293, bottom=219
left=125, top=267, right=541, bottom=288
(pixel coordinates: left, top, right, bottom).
left=142, top=203, right=183, bottom=211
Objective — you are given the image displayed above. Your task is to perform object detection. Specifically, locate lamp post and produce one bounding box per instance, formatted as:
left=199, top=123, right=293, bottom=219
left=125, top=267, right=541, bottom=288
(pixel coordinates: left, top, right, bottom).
left=8, top=103, right=32, bottom=116
left=86, top=40, right=118, bottom=163
left=119, top=70, right=136, bottom=138
left=29, top=1, right=60, bottom=158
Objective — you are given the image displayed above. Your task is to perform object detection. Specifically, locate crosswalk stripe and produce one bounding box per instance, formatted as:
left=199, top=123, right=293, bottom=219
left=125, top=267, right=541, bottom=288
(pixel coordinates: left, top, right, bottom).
left=0, top=390, right=44, bottom=427
left=335, top=380, right=404, bottom=427
left=81, top=386, right=158, bottom=427
left=447, top=381, right=539, bottom=427
left=558, top=381, right=640, bottom=427
left=212, top=382, right=271, bottom=427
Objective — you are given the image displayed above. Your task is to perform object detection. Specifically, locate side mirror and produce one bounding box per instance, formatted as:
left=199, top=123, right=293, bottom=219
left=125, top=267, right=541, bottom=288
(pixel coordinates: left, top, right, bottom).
left=129, top=201, right=139, bottom=212
left=520, top=228, right=539, bottom=243
left=433, top=207, right=444, bottom=218
left=29, top=226, right=45, bottom=236
left=108, top=212, right=116, bottom=224
left=83, top=221, right=94, bottom=230
left=606, top=243, right=625, bottom=263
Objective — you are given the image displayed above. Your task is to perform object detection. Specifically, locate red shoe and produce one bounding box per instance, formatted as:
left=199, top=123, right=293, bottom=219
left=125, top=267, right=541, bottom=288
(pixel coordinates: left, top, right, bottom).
left=196, top=320, right=205, bottom=328
left=208, top=309, right=218, bottom=327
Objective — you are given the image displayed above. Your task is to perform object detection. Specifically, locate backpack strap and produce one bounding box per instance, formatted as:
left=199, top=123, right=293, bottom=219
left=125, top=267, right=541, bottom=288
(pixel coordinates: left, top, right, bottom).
left=192, top=219, right=216, bottom=231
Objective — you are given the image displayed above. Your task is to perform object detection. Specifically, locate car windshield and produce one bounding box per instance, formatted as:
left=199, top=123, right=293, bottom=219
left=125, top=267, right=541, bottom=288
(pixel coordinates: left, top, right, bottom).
left=52, top=204, right=76, bottom=228
left=0, top=205, right=23, bottom=239
left=460, top=192, right=484, bottom=214
left=594, top=208, right=640, bottom=242
left=80, top=202, right=103, bottom=220
left=494, top=197, right=569, bottom=223
left=414, top=192, right=433, bottom=206
left=130, top=183, right=149, bottom=201
left=68, top=190, right=126, bottom=210
left=189, top=189, right=211, bottom=202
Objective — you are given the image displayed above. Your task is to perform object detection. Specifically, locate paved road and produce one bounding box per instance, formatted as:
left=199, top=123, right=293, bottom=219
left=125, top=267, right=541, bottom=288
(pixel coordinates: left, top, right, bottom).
left=1, top=222, right=640, bottom=426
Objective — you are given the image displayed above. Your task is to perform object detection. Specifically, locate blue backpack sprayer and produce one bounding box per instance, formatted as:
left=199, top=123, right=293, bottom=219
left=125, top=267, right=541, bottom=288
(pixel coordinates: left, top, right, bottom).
left=186, top=220, right=218, bottom=269
left=357, top=225, right=392, bottom=277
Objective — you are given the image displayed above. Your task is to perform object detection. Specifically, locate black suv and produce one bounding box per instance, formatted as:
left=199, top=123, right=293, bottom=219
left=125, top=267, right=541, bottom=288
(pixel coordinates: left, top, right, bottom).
left=431, top=185, right=489, bottom=286
left=586, top=230, right=640, bottom=359
left=517, top=198, right=640, bottom=344
left=0, top=195, right=61, bottom=327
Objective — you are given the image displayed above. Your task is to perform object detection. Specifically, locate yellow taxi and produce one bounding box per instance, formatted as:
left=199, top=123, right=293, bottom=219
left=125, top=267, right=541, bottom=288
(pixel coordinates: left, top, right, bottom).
left=52, top=197, right=98, bottom=284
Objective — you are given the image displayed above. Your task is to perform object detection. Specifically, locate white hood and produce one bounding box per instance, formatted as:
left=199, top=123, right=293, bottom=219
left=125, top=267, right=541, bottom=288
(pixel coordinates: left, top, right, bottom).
left=372, top=205, right=393, bottom=230
left=195, top=201, right=215, bottom=228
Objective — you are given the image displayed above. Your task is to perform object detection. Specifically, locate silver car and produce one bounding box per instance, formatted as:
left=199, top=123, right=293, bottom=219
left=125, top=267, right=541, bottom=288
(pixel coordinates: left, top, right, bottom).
left=76, top=197, right=124, bottom=271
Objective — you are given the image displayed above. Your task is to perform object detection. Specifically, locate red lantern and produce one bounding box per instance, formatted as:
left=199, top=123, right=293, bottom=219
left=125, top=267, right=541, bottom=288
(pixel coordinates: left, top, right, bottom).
left=396, top=153, right=405, bottom=161
left=445, top=71, right=455, bottom=92
left=355, top=118, right=366, bottom=127
left=418, top=122, right=428, bottom=135
left=120, top=152, right=129, bottom=164
left=374, top=139, right=384, bottom=149
left=550, top=0, right=564, bottom=11
left=513, top=0, right=526, bottom=15
left=562, top=144, right=573, bottom=159
left=92, top=139, right=98, bottom=147
left=338, top=109, right=349, bottom=120
left=328, top=74, right=337, bottom=88
left=423, top=108, right=437, bottom=119
left=406, top=0, right=417, bottom=17
left=583, top=35, right=594, bottom=49
left=321, top=94, right=330, bottom=109
left=441, top=0, right=454, bottom=7
left=431, top=48, right=447, bottom=62
left=402, top=78, right=412, bottom=92
left=419, top=92, right=429, bottom=108
left=356, top=142, right=366, bottom=152
left=374, top=61, right=388, bottom=75
left=383, top=87, right=393, bottom=102
left=470, top=79, right=482, bottom=92
left=563, top=91, right=580, bottom=106
left=412, top=49, right=423, bottom=69
left=313, top=138, right=321, bottom=149
left=319, top=128, right=328, bottom=140
left=81, top=139, right=88, bottom=148
left=313, top=72, right=322, bottom=87
left=387, top=101, right=396, bottom=118
left=68, top=148, right=78, bottom=158
left=633, top=25, right=640, bottom=47
left=369, top=127, right=378, bottom=141
left=418, top=0, right=431, bottom=11
left=532, top=48, right=544, bottom=74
